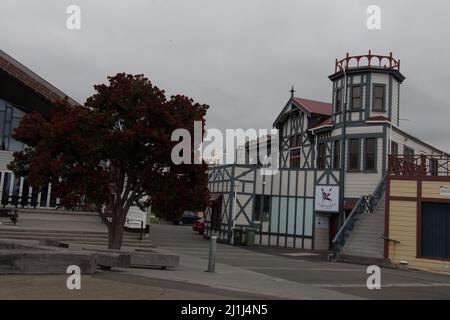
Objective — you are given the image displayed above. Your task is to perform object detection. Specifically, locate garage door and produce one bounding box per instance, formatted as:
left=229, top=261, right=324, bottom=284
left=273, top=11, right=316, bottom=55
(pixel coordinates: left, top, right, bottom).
left=421, top=202, right=450, bottom=259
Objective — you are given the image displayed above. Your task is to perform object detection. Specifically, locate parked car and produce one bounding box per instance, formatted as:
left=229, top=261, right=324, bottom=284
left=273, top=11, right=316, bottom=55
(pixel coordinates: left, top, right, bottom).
left=173, top=211, right=198, bottom=225
left=192, top=219, right=205, bottom=234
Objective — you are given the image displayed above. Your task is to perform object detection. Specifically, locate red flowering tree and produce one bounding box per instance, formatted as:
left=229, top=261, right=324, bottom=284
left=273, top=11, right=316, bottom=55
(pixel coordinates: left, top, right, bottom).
left=8, top=74, right=209, bottom=249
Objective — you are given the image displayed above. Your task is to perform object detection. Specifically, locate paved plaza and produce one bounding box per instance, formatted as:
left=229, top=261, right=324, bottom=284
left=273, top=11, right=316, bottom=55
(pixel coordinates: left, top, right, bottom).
left=1, top=214, right=449, bottom=299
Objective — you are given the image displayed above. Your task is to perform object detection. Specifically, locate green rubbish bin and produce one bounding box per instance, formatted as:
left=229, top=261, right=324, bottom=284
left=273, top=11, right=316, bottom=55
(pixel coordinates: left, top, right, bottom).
left=233, top=227, right=243, bottom=246
left=245, top=227, right=256, bottom=246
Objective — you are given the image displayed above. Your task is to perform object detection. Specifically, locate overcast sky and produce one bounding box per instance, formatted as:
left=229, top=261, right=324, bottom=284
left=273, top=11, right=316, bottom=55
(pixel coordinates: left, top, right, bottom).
left=1, top=0, right=450, bottom=151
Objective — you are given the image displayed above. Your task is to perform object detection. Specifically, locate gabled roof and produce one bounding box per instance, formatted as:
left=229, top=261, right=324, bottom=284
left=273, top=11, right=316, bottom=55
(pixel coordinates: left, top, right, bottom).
left=273, top=96, right=332, bottom=127
left=309, top=117, right=334, bottom=132
left=291, top=97, right=332, bottom=116
left=0, top=50, right=79, bottom=106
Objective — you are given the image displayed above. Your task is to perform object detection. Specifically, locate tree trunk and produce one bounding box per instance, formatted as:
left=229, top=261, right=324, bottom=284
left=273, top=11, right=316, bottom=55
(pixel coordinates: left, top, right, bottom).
left=108, top=210, right=126, bottom=250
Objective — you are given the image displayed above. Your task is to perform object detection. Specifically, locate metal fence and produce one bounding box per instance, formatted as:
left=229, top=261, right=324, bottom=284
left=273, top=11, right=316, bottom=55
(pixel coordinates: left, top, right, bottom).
left=0, top=171, right=85, bottom=210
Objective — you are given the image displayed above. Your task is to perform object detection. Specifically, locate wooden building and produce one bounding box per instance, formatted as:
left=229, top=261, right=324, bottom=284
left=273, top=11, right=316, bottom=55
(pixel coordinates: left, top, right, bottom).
left=385, top=155, right=450, bottom=273
left=206, top=51, right=448, bottom=255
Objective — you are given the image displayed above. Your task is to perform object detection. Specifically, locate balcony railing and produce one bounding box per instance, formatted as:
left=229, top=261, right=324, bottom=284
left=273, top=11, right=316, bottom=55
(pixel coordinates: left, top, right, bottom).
left=388, top=154, right=450, bottom=176
left=335, top=51, right=400, bottom=73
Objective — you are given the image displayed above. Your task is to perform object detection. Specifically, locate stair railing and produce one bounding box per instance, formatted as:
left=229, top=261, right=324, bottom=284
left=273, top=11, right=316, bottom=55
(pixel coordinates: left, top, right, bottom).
left=368, top=173, right=388, bottom=213
left=329, top=173, right=388, bottom=260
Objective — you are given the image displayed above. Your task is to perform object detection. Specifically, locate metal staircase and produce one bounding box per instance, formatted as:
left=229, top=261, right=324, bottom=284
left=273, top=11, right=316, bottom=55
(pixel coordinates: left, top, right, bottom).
left=330, top=173, right=387, bottom=261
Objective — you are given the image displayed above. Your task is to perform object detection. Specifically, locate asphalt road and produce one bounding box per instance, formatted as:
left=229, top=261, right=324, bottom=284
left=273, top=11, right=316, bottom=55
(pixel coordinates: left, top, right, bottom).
left=148, top=223, right=450, bottom=300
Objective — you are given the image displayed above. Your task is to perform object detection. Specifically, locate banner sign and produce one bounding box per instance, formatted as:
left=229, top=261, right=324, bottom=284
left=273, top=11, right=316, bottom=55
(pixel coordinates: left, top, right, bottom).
left=315, top=185, right=340, bottom=213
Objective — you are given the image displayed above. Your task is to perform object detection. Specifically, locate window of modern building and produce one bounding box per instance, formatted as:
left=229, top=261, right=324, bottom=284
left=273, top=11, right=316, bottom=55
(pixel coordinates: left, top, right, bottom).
left=351, top=86, right=362, bottom=109
left=0, top=99, right=26, bottom=152
left=348, top=138, right=360, bottom=171
left=335, top=89, right=342, bottom=113
left=254, top=195, right=271, bottom=222
left=333, top=140, right=340, bottom=169
left=391, top=141, right=398, bottom=155
left=364, top=138, right=377, bottom=171
left=317, top=143, right=326, bottom=169
left=373, top=85, right=385, bottom=111
left=289, top=148, right=301, bottom=168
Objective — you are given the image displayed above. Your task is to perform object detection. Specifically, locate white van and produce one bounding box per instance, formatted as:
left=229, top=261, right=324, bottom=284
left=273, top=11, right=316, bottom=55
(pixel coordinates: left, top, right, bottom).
left=124, top=205, right=147, bottom=231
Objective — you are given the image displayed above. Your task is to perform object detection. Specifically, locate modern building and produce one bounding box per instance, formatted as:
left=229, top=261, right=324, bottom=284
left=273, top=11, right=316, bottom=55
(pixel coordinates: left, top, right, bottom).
left=0, top=49, right=78, bottom=208
left=205, top=51, right=448, bottom=257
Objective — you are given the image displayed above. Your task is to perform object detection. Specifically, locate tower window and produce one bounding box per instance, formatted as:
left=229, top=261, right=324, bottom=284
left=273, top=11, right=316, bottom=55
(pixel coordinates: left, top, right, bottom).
left=348, top=139, right=360, bottom=171
left=335, top=89, right=342, bottom=113
left=373, top=85, right=385, bottom=111
left=364, top=138, right=377, bottom=171
left=351, top=86, right=362, bottom=109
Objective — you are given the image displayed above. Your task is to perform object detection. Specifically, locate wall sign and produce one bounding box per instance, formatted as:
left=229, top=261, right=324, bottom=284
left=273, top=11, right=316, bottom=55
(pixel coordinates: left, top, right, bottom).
left=439, top=186, right=450, bottom=196
left=315, top=185, right=340, bottom=213
left=315, top=214, right=330, bottom=229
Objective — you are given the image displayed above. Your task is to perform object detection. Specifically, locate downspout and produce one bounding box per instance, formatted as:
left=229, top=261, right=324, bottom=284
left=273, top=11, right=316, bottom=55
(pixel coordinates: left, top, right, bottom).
left=340, top=65, right=348, bottom=227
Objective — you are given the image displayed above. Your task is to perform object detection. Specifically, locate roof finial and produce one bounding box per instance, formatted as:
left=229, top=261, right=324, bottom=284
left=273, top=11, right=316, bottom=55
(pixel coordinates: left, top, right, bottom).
left=290, top=85, right=295, bottom=98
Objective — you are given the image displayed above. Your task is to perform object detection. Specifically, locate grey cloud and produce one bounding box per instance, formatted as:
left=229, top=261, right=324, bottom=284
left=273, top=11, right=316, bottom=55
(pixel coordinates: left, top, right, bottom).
left=1, top=0, right=449, bottom=150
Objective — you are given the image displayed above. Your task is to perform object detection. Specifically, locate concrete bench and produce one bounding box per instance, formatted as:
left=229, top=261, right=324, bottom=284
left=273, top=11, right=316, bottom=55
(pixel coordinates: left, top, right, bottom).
left=82, top=247, right=179, bottom=269
left=0, top=250, right=97, bottom=274
left=36, top=240, right=131, bottom=270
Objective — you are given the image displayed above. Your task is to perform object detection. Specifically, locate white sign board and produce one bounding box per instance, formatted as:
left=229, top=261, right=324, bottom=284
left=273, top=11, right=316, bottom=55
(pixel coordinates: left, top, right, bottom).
left=440, top=186, right=450, bottom=197
left=315, top=185, right=340, bottom=213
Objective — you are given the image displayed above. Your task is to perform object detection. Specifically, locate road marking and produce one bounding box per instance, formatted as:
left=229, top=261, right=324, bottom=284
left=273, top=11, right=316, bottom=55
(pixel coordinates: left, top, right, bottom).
left=313, top=282, right=450, bottom=288
left=280, top=253, right=320, bottom=257
left=241, top=267, right=361, bottom=271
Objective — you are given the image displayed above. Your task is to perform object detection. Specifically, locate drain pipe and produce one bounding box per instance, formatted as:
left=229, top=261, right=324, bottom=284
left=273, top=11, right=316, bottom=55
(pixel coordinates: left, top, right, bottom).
left=339, top=64, right=348, bottom=227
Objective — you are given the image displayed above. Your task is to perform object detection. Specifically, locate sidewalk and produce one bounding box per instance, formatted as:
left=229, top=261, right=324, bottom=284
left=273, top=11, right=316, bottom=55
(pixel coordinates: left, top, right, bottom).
left=118, top=247, right=364, bottom=300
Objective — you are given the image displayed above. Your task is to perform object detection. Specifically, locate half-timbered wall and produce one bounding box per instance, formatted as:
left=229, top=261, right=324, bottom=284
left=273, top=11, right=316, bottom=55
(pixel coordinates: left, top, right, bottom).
left=206, top=164, right=340, bottom=250
left=278, top=108, right=314, bottom=169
